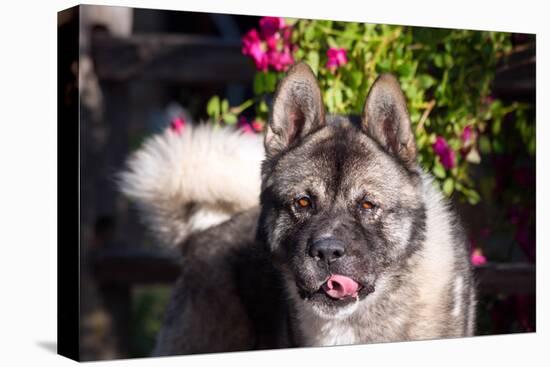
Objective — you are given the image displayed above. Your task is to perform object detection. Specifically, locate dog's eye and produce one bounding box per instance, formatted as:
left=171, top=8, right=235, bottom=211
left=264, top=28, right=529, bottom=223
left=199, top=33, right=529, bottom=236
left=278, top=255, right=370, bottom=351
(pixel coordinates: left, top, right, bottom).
left=360, top=199, right=375, bottom=210
left=295, top=196, right=312, bottom=209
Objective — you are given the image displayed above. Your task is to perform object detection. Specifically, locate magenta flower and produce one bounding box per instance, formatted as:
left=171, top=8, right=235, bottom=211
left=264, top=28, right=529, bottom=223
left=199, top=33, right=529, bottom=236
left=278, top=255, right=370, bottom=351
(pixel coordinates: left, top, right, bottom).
left=470, top=248, right=487, bottom=266
left=267, top=47, right=294, bottom=72
left=326, top=48, right=348, bottom=72
left=461, top=126, right=473, bottom=144
left=237, top=116, right=255, bottom=134
left=238, top=117, right=264, bottom=134
left=282, top=26, right=293, bottom=45
left=432, top=136, right=456, bottom=170
left=170, top=117, right=186, bottom=134
left=251, top=120, right=264, bottom=133
left=259, top=17, right=285, bottom=39
left=242, top=18, right=294, bottom=73
left=242, top=28, right=260, bottom=51
left=242, top=29, right=268, bottom=72
left=265, top=33, right=279, bottom=51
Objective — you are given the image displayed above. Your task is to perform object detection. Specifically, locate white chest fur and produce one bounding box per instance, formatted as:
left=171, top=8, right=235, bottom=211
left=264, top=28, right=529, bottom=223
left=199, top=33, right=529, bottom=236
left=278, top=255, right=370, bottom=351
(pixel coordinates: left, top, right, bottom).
left=309, top=319, right=359, bottom=347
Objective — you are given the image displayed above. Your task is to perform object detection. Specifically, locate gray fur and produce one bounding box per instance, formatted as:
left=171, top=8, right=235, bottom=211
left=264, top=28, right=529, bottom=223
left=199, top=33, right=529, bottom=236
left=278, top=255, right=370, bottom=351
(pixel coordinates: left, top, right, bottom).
left=129, top=63, right=476, bottom=356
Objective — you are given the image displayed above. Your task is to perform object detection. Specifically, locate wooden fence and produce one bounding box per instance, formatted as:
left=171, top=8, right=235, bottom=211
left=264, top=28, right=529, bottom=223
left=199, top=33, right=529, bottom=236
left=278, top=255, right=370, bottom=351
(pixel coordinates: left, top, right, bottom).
left=91, top=248, right=536, bottom=295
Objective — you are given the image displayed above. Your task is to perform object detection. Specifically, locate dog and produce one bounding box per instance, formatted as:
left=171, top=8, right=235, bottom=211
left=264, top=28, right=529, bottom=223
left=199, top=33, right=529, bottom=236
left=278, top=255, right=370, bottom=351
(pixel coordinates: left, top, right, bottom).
left=120, top=62, right=476, bottom=355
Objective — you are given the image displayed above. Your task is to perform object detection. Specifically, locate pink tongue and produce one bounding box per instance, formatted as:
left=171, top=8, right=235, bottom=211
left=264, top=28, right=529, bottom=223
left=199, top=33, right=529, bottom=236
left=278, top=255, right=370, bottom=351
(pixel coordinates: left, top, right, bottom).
left=322, top=274, right=360, bottom=299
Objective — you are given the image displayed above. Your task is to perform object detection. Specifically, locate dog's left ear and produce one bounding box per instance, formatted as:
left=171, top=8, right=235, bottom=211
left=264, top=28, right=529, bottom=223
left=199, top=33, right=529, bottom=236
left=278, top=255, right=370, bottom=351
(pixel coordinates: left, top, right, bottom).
left=265, top=62, right=325, bottom=158
left=362, top=74, right=417, bottom=167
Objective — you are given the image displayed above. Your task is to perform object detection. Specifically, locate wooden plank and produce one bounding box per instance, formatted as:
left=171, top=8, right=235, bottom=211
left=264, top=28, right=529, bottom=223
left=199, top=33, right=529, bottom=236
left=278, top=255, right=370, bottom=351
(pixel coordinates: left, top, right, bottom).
left=475, top=262, right=535, bottom=295
left=92, top=249, right=535, bottom=295
left=91, top=32, right=254, bottom=83
left=493, top=42, right=535, bottom=100
left=92, top=249, right=181, bottom=285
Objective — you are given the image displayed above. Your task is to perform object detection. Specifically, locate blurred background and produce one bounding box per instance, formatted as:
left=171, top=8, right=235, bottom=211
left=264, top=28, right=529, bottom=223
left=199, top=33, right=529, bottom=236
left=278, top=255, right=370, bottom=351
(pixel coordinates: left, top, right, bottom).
left=58, top=5, right=535, bottom=361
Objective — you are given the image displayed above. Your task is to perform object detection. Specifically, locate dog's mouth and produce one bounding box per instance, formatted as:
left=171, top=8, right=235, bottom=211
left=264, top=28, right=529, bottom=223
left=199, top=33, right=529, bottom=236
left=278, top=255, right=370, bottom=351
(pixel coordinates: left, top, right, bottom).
left=298, top=274, right=375, bottom=307
left=322, top=274, right=361, bottom=299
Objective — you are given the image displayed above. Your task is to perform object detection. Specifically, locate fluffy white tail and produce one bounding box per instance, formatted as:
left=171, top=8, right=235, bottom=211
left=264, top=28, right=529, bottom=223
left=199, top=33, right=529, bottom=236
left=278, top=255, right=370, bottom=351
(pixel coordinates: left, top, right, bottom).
left=119, top=124, right=264, bottom=247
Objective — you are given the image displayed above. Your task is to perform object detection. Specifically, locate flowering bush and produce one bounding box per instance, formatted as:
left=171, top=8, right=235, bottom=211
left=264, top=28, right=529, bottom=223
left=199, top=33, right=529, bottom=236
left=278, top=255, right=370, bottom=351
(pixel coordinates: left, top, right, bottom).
left=206, top=17, right=533, bottom=211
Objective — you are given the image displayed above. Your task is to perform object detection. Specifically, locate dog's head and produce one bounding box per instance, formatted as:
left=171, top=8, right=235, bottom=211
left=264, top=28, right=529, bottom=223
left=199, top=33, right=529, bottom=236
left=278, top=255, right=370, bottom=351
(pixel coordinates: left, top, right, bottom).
left=258, top=63, right=427, bottom=318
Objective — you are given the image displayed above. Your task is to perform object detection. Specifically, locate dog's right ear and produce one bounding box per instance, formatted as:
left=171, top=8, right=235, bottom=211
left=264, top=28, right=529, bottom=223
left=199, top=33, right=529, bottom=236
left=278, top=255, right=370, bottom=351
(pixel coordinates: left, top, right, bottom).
left=265, top=62, right=325, bottom=158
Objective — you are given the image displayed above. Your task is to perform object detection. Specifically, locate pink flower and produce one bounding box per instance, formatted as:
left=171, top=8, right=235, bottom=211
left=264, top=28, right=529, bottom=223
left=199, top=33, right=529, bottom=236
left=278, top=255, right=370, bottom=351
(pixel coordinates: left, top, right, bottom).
left=326, top=48, right=348, bottom=72
left=259, top=17, right=285, bottom=39
left=461, top=126, right=473, bottom=144
left=267, top=47, right=294, bottom=72
left=242, top=29, right=268, bottom=72
left=242, top=18, right=295, bottom=73
left=237, top=116, right=255, bottom=134
left=265, top=33, right=279, bottom=50
left=432, top=136, right=456, bottom=170
left=170, top=117, right=186, bottom=134
left=251, top=120, right=264, bottom=132
left=238, top=117, right=264, bottom=134
left=460, top=126, right=476, bottom=158
left=242, top=28, right=260, bottom=51
left=470, top=248, right=487, bottom=266
left=281, top=26, right=293, bottom=45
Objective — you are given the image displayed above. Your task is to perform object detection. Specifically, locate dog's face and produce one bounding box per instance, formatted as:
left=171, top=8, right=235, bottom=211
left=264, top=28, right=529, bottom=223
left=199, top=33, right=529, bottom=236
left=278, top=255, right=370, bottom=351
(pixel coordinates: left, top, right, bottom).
left=258, top=63, right=427, bottom=318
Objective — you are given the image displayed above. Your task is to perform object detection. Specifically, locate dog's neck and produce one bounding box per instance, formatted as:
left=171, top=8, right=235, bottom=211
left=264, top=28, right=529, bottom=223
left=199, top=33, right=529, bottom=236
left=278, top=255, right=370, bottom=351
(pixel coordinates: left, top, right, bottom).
left=285, top=269, right=414, bottom=347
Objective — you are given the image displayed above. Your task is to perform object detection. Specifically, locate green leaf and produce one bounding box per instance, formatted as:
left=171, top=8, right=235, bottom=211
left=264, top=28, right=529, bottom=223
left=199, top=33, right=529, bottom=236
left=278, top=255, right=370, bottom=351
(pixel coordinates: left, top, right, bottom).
left=479, top=135, right=492, bottom=154
left=397, top=61, right=416, bottom=79
left=444, top=53, right=453, bottom=67
left=434, top=54, right=444, bottom=68
left=377, top=59, right=391, bottom=72
left=325, top=88, right=335, bottom=112
left=416, top=133, right=427, bottom=149
left=349, top=71, right=363, bottom=89
left=464, top=189, right=481, bottom=205
left=327, top=36, right=338, bottom=48
left=433, top=161, right=446, bottom=179
left=442, top=178, right=454, bottom=196
left=492, top=139, right=504, bottom=154
left=221, top=99, right=229, bottom=114
left=222, top=113, right=237, bottom=125
left=325, top=86, right=344, bottom=113
left=265, top=72, right=278, bottom=92
left=254, top=73, right=265, bottom=95
left=284, top=18, right=298, bottom=26
left=206, top=96, right=220, bottom=119
left=304, top=25, right=316, bottom=42
left=492, top=117, right=502, bottom=135
left=307, top=51, right=320, bottom=75
left=258, top=99, right=269, bottom=114
left=417, top=74, right=436, bottom=89
left=334, top=87, right=343, bottom=111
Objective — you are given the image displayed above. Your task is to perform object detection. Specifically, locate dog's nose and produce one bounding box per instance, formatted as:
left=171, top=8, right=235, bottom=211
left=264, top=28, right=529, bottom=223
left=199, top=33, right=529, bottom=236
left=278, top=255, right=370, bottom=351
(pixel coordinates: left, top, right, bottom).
left=309, top=237, right=346, bottom=263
